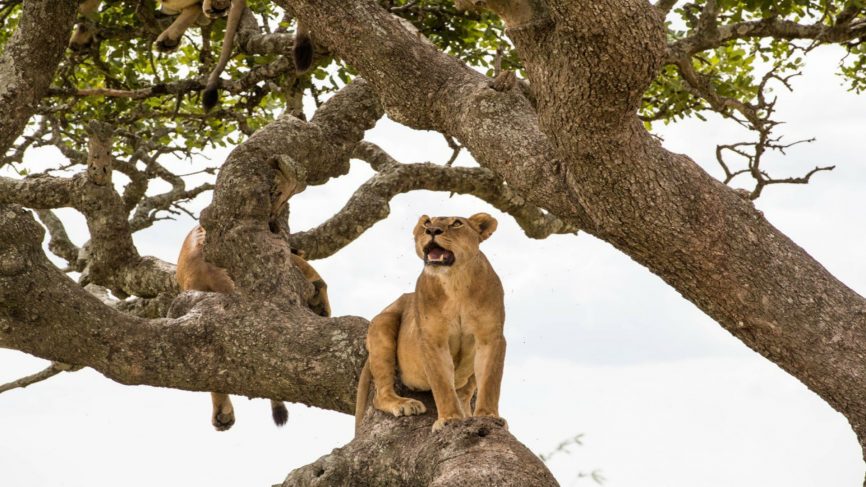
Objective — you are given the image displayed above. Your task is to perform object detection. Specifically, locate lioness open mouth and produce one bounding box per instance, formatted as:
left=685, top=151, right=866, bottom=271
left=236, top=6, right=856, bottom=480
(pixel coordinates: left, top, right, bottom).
left=423, top=241, right=455, bottom=266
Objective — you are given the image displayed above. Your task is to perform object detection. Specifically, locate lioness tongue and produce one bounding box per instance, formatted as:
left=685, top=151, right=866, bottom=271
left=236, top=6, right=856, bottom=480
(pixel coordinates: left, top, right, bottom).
left=427, top=248, right=448, bottom=261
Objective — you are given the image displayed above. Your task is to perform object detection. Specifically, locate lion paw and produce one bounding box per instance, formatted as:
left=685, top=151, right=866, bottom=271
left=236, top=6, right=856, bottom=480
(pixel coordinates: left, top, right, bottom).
left=155, top=35, right=180, bottom=52
left=212, top=408, right=235, bottom=431
left=381, top=397, right=426, bottom=417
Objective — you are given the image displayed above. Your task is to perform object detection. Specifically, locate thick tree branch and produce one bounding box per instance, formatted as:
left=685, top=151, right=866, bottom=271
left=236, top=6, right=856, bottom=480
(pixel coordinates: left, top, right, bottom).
left=277, top=0, right=591, bottom=229
left=0, top=0, right=78, bottom=152
left=0, top=204, right=365, bottom=413
left=286, top=400, right=555, bottom=486
left=201, top=79, right=383, bottom=296
left=0, top=172, right=176, bottom=298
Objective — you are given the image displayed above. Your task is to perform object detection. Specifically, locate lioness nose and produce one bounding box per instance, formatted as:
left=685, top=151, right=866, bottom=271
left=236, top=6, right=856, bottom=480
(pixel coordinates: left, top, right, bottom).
left=425, top=227, right=443, bottom=236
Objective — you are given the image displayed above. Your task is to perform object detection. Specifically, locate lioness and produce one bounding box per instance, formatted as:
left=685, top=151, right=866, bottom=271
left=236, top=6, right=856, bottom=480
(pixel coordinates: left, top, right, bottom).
left=355, top=213, right=506, bottom=432
left=176, top=225, right=330, bottom=430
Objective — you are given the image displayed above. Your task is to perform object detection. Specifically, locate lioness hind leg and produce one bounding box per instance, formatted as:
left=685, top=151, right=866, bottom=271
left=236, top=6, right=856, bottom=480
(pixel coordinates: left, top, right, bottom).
left=211, top=393, right=235, bottom=431
left=368, top=300, right=426, bottom=418
left=155, top=5, right=201, bottom=51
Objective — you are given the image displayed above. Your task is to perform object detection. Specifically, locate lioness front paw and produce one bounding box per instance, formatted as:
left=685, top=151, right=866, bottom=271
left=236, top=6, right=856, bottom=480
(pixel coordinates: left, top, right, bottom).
left=379, top=397, right=427, bottom=417
left=212, top=408, right=235, bottom=431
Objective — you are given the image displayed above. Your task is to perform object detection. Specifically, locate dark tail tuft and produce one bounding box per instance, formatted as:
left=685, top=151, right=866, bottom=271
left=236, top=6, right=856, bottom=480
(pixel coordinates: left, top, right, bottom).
left=293, top=32, right=314, bottom=73
left=271, top=401, right=289, bottom=427
left=202, top=85, right=219, bottom=112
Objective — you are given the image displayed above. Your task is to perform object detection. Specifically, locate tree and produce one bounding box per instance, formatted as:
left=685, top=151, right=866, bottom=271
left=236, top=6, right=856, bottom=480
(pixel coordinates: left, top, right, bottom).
left=1, top=0, right=865, bottom=484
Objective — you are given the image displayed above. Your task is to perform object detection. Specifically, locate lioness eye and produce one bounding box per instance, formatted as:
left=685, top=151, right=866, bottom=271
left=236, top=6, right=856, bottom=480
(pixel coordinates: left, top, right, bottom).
left=451, top=220, right=463, bottom=228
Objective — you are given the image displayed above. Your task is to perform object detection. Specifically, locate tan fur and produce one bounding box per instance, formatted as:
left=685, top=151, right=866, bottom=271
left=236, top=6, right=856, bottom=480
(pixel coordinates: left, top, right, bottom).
left=69, top=0, right=102, bottom=51
left=177, top=224, right=330, bottom=430
left=355, top=213, right=506, bottom=432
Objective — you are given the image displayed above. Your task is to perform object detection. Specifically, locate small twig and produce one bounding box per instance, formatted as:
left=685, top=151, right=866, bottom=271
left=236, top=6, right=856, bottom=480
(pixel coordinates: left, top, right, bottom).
left=0, top=362, right=83, bottom=394
left=390, top=0, right=419, bottom=12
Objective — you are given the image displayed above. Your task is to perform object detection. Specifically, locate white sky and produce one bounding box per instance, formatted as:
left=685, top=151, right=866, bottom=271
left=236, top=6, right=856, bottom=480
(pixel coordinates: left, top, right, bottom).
left=1, top=45, right=865, bottom=486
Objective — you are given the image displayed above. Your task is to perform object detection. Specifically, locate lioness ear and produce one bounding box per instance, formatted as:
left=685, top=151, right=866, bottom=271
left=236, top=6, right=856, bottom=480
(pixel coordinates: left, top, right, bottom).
left=469, top=213, right=497, bottom=242
left=414, top=214, right=431, bottom=234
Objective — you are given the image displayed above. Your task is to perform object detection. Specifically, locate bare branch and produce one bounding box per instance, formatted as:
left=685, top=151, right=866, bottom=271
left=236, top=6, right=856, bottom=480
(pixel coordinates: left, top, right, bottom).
left=201, top=79, right=383, bottom=295
left=34, top=209, right=81, bottom=268
left=0, top=172, right=177, bottom=297
left=0, top=361, right=82, bottom=395
left=290, top=142, right=577, bottom=259
left=669, top=11, right=866, bottom=59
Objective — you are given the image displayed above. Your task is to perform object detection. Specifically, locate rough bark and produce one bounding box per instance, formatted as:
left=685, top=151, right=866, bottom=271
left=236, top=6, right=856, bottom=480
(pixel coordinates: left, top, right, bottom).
left=286, top=393, right=555, bottom=487
left=0, top=0, right=77, bottom=153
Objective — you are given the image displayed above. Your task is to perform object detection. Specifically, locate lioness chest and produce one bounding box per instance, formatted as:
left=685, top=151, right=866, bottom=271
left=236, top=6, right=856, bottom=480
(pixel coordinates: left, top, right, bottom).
left=396, top=269, right=502, bottom=391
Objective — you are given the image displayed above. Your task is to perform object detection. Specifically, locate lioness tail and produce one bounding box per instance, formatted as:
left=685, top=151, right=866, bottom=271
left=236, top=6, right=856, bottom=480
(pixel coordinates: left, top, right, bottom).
left=271, top=400, right=289, bottom=427
left=354, top=360, right=371, bottom=434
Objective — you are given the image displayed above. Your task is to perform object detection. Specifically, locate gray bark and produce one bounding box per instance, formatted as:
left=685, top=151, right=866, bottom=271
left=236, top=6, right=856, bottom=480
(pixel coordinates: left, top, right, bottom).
left=0, top=0, right=77, bottom=153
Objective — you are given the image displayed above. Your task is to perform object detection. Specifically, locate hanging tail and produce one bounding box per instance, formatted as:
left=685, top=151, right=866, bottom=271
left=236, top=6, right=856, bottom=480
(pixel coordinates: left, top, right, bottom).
left=271, top=400, right=289, bottom=427
left=293, top=21, right=313, bottom=73
left=354, top=360, right=371, bottom=434
left=202, top=0, right=246, bottom=111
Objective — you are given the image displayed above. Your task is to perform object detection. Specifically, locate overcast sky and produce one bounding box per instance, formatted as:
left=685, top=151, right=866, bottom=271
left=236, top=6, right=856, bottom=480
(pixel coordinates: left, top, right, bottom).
left=2, top=45, right=865, bottom=486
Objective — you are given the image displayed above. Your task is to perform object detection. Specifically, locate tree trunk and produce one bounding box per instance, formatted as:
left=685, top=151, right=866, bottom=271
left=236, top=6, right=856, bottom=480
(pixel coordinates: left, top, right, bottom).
left=0, top=0, right=77, bottom=152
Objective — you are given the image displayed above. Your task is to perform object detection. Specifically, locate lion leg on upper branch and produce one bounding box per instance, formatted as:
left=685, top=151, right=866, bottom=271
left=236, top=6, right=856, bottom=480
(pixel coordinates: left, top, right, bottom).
left=367, top=299, right=426, bottom=419
left=155, top=5, right=202, bottom=52
left=211, top=392, right=235, bottom=431
left=290, top=253, right=330, bottom=317
left=202, top=0, right=232, bottom=18
left=69, top=0, right=102, bottom=51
